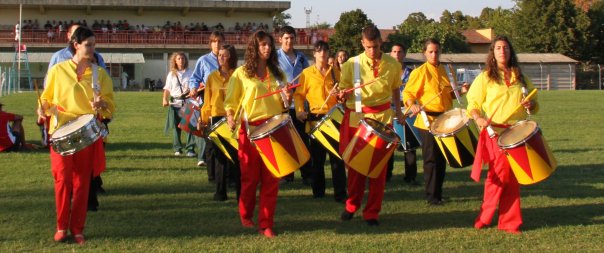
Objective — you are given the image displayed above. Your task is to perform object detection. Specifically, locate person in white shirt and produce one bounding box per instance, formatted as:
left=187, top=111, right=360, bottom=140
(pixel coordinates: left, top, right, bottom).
left=162, top=52, right=195, bottom=156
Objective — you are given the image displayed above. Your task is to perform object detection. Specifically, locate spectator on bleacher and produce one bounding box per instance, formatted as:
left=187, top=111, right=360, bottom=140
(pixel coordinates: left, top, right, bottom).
left=33, top=19, right=39, bottom=30
left=202, top=22, right=209, bottom=32
left=82, top=20, right=88, bottom=28
left=44, top=21, right=53, bottom=30
left=215, top=22, right=224, bottom=32
left=92, top=20, right=100, bottom=30
left=47, top=29, right=55, bottom=43
left=123, top=20, right=130, bottom=30
left=235, top=22, right=241, bottom=31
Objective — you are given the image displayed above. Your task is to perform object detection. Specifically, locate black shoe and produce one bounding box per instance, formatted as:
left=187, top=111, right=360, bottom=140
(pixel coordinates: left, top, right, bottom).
left=213, top=194, right=227, bottom=201
left=428, top=199, right=444, bottom=206
left=341, top=210, right=354, bottom=221
left=366, top=219, right=380, bottom=226
left=405, top=179, right=420, bottom=186
left=334, top=196, right=347, bottom=203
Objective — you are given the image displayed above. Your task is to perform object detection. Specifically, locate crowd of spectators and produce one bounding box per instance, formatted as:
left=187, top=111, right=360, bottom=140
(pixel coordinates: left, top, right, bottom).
left=11, top=19, right=324, bottom=45
left=16, top=19, right=271, bottom=34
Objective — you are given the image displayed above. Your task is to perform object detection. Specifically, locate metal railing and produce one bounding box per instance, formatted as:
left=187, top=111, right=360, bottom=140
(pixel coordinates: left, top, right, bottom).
left=0, top=29, right=315, bottom=46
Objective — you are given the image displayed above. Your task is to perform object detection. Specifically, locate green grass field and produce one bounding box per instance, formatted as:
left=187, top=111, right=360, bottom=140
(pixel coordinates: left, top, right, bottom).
left=1, top=91, right=603, bottom=252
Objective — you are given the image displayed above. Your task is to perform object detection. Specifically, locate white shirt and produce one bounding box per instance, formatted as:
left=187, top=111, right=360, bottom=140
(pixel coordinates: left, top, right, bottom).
left=164, top=69, right=192, bottom=98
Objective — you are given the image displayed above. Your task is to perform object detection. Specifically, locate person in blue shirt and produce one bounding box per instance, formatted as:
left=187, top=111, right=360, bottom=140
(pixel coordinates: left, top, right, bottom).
left=188, top=31, right=224, bottom=176
left=47, top=24, right=106, bottom=78
left=276, top=26, right=311, bottom=184
left=387, top=43, right=419, bottom=186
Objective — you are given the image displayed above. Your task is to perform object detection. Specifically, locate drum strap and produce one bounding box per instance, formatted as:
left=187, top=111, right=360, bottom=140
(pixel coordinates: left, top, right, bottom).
left=353, top=56, right=362, bottom=113
left=91, top=64, right=100, bottom=95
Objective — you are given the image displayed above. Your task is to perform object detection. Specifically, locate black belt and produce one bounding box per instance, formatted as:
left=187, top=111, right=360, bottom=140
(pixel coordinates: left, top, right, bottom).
left=424, top=111, right=444, bottom=117
left=307, top=113, right=325, bottom=121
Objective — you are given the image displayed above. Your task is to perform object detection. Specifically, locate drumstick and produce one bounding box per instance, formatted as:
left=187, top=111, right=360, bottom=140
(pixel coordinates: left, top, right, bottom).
left=33, top=80, right=43, bottom=108
left=341, top=77, right=381, bottom=94
left=254, top=83, right=301, bottom=100
left=501, top=88, right=537, bottom=123
left=318, top=82, right=339, bottom=111
left=403, top=89, right=446, bottom=117
left=447, top=64, right=463, bottom=105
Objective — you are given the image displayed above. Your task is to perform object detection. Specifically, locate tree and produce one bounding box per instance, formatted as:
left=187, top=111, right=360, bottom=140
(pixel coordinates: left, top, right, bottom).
left=513, top=0, right=590, bottom=61
left=329, top=9, right=374, bottom=55
left=273, top=12, right=291, bottom=29
left=390, top=12, right=470, bottom=53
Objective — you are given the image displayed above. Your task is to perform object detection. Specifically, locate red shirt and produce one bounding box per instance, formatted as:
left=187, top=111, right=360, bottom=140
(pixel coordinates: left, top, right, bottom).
left=0, top=111, right=17, bottom=151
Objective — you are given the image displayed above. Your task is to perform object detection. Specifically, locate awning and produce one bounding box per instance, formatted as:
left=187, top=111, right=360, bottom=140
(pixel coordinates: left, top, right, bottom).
left=0, top=52, right=145, bottom=64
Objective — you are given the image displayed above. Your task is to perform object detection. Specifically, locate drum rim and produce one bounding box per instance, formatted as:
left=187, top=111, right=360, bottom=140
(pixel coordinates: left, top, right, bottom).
left=429, top=108, right=470, bottom=137
left=50, top=114, right=96, bottom=139
left=360, top=118, right=400, bottom=143
left=210, top=117, right=228, bottom=132
left=497, top=120, right=540, bottom=149
left=249, top=114, right=290, bottom=140
left=309, top=105, right=344, bottom=135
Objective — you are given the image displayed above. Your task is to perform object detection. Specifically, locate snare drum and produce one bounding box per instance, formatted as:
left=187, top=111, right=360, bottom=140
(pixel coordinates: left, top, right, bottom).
left=430, top=108, right=478, bottom=168
left=309, top=105, right=344, bottom=159
left=249, top=114, right=310, bottom=178
left=342, top=118, right=400, bottom=178
left=208, top=118, right=239, bottom=163
left=393, top=109, right=422, bottom=151
left=178, top=99, right=204, bottom=137
left=497, top=120, right=557, bottom=185
left=50, top=114, right=107, bottom=156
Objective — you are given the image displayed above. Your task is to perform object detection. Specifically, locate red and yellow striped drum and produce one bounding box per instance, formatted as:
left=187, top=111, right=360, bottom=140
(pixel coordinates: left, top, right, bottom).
left=430, top=108, right=478, bottom=168
left=342, top=118, right=400, bottom=178
left=497, top=120, right=557, bottom=185
left=208, top=118, right=239, bottom=163
left=249, top=114, right=310, bottom=178
left=309, top=105, right=344, bottom=159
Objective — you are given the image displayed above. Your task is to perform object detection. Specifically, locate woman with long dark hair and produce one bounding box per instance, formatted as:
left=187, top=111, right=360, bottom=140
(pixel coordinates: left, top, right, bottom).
left=467, top=36, right=538, bottom=234
left=200, top=44, right=240, bottom=201
left=38, top=26, right=115, bottom=245
left=224, top=31, right=291, bottom=238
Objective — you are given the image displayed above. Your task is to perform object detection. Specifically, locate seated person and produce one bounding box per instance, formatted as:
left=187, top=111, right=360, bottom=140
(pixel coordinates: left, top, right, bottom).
left=0, top=102, right=26, bottom=152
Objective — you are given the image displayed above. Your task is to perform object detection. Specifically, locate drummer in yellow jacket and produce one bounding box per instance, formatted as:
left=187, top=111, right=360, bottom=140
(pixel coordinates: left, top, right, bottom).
left=38, top=26, right=115, bottom=245
left=467, top=36, right=538, bottom=234
left=337, top=25, right=403, bottom=226
left=224, top=31, right=292, bottom=238
left=293, top=40, right=346, bottom=202
left=403, top=38, right=467, bottom=206
left=200, top=44, right=240, bottom=202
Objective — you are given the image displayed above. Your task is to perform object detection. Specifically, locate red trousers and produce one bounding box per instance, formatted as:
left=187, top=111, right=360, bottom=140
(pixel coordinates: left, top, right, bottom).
left=342, top=125, right=388, bottom=220
left=238, top=120, right=279, bottom=229
left=475, top=137, right=523, bottom=231
left=50, top=138, right=104, bottom=235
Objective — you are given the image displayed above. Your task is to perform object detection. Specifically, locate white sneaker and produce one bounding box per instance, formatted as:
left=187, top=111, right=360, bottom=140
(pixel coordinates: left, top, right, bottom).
left=197, top=161, right=206, bottom=166
left=186, top=151, right=196, bottom=157
left=174, top=151, right=182, bottom=156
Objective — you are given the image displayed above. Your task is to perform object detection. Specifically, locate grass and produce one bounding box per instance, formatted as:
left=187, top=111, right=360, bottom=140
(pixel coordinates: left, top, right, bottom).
left=0, top=90, right=603, bottom=252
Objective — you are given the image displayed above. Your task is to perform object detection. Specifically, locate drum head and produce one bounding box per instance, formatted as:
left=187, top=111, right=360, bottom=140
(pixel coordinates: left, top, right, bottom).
left=430, top=108, right=469, bottom=136
left=52, top=114, right=95, bottom=138
left=249, top=114, right=290, bottom=140
left=498, top=120, right=539, bottom=148
left=361, top=118, right=399, bottom=143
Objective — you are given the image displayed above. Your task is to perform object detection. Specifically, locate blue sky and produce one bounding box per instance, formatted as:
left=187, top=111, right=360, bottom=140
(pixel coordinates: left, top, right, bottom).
left=282, top=0, right=516, bottom=28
